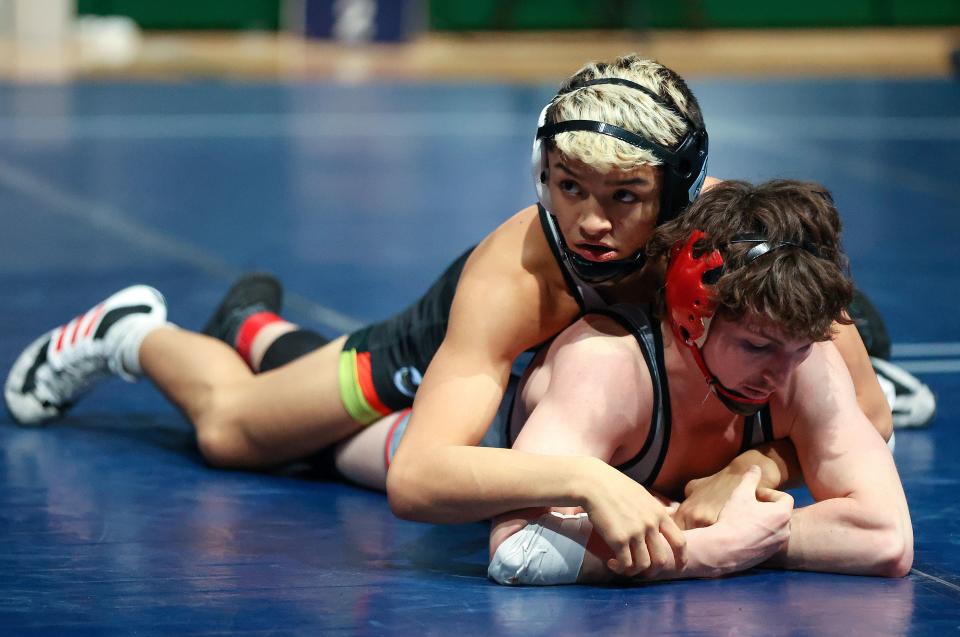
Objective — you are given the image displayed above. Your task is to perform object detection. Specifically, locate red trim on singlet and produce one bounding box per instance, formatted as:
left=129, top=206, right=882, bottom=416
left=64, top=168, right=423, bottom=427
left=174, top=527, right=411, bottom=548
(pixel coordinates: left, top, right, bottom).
left=383, top=408, right=413, bottom=470
left=235, top=311, right=283, bottom=365
left=356, top=351, right=392, bottom=417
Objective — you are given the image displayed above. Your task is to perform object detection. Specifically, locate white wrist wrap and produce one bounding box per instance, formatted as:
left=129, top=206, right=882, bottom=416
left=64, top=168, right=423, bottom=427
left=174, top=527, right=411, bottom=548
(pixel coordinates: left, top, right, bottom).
left=488, top=511, right=592, bottom=586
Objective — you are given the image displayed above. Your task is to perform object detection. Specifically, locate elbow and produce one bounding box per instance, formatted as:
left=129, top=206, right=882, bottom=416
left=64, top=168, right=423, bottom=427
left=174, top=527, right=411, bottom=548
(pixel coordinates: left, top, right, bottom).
left=385, top=459, right=437, bottom=522
left=872, top=526, right=914, bottom=578
left=385, top=462, right=420, bottom=520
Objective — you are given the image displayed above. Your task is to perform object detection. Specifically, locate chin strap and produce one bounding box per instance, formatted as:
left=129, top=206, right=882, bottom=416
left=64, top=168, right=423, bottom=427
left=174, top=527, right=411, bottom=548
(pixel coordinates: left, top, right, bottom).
left=545, top=209, right=647, bottom=284
left=686, top=343, right=767, bottom=415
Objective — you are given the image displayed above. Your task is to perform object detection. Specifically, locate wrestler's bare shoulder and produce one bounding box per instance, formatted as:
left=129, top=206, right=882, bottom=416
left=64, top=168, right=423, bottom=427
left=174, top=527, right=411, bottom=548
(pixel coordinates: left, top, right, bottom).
left=457, top=205, right=578, bottom=335
left=768, top=340, right=850, bottom=439
left=546, top=314, right=648, bottom=389
left=469, top=205, right=557, bottom=275
left=546, top=314, right=655, bottom=462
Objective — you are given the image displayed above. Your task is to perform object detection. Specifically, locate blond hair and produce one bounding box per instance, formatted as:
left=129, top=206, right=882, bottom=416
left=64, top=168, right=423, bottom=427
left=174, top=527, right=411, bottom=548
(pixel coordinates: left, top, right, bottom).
left=546, top=55, right=703, bottom=172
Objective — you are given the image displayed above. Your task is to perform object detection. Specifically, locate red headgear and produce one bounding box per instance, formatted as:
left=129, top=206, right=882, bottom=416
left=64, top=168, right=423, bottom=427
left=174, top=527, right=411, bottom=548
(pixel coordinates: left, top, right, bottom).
left=665, top=230, right=768, bottom=411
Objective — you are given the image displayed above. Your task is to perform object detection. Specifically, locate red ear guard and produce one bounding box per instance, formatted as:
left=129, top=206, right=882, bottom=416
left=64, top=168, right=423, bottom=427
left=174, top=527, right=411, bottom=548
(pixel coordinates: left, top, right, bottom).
left=665, top=230, right=722, bottom=346
left=665, top=230, right=768, bottom=413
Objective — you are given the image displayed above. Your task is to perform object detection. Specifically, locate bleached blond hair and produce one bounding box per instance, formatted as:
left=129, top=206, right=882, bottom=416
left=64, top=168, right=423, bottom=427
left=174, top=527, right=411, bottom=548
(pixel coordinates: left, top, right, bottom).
left=546, top=55, right=704, bottom=172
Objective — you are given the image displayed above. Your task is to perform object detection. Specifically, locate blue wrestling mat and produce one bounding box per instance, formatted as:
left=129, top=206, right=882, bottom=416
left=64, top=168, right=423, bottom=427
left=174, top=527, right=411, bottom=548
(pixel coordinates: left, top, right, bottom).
left=1, top=77, right=958, bottom=635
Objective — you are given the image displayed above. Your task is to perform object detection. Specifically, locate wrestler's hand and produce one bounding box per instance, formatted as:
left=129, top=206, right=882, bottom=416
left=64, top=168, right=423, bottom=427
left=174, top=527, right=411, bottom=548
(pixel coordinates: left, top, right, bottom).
left=581, top=460, right=687, bottom=577
left=709, top=466, right=793, bottom=574
left=675, top=465, right=749, bottom=530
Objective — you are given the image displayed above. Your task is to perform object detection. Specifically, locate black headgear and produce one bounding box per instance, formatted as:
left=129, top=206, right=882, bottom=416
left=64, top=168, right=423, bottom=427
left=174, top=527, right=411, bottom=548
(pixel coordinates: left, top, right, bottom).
left=533, top=77, right=709, bottom=284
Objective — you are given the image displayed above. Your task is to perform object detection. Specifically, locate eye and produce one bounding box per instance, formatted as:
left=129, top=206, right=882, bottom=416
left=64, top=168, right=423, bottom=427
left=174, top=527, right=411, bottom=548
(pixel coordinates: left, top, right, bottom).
left=613, top=189, right=638, bottom=204
left=558, top=179, right=581, bottom=195
left=741, top=340, right=770, bottom=353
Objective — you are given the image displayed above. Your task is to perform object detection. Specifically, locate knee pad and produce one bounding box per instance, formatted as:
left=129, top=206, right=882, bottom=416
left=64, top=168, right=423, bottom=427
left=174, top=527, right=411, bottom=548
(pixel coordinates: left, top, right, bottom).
left=260, top=329, right=329, bottom=372
left=488, top=512, right=592, bottom=585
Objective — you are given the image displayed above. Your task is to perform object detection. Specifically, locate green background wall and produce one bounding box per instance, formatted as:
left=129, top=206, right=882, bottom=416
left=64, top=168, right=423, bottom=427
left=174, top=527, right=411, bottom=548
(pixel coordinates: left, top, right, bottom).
left=76, top=0, right=960, bottom=31
left=76, top=0, right=281, bottom=31
left=429, top=0, right=960, bottom=30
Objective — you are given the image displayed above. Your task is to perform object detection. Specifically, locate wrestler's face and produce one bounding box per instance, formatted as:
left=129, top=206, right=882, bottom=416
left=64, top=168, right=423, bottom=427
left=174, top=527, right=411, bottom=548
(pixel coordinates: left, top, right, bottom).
left=545, top=150, right=662, bottom=262
left=701, top=314, right=814, bottom=401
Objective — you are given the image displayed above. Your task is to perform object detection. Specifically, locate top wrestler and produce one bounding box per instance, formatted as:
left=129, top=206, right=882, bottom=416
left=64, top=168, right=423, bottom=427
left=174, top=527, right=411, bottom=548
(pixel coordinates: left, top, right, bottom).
left=5, top=55, right=912, bottom=578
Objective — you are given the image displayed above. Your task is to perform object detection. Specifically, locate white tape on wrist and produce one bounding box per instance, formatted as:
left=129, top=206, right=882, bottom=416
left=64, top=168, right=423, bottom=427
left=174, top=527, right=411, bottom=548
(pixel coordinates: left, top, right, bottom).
left=488, top=511, right=592, bottom=585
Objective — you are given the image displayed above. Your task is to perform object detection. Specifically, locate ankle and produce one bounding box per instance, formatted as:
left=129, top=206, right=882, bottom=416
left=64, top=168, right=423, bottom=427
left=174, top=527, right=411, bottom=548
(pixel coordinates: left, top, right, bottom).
left=234, top=312, right=295, bottom=371
left=118, top=321, right=176, bottom=381
left=249, top=321, right=298, bottom=371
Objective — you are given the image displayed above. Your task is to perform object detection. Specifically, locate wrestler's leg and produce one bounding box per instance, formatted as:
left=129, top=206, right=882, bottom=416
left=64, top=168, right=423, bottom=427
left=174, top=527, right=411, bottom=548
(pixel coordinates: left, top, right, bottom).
left=140, top=327, right=356, bottom=468
left=151, top=251, right=467, bottom=468
left=331, top=410, right=407, bottom=491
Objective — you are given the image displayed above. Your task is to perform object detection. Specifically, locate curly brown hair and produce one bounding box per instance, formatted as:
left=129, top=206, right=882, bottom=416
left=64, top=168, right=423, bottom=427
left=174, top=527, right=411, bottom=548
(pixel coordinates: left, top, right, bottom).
left=645, top=180, right=854, bottom=342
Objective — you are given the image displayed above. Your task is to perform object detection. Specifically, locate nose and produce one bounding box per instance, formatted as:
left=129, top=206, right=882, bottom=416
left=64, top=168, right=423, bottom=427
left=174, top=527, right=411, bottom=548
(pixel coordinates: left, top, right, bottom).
left=762, top=354, right=797, bottom=388
left=579, top=199, right=612, bottom=239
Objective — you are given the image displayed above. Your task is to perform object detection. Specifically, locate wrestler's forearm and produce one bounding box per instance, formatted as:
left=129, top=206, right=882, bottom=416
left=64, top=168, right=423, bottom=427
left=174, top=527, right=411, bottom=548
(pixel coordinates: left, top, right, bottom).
left=388, top=446, right=606, bottom=523
left=724, top=439, right=802, bottom=490
left=765, top=499, right=913, bottom=577
left=578, top=525, right=732, bottom=583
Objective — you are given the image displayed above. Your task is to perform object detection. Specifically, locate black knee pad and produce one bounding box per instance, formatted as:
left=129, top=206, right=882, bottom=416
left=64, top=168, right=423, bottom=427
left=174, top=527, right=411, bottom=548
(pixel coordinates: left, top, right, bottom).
left=260, top=329, right=330, bottom=371
left=848, top=288, right=891, bottom=360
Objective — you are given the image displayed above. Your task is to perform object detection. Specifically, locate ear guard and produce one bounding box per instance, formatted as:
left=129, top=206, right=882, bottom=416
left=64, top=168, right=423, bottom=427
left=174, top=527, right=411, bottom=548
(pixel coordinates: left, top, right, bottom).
left=665, top=231, right=768, bottom=415
left=666, top=230, right=722, bottom=348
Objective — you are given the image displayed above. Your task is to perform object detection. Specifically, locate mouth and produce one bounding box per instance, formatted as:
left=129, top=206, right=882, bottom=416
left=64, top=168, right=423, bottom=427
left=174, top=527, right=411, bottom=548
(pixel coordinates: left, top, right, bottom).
left=739, top=385, right=774, bottom=400
left=574, top=243, right=619, bottom=262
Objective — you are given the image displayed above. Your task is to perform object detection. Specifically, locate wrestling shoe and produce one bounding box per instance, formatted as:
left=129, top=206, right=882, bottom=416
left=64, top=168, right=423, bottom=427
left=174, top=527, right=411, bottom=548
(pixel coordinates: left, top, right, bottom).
left=202, top=273, right=283, bottom=345
left=872, top=357, right=936, bottom=429
left=5, top=285, right=167, bottom=425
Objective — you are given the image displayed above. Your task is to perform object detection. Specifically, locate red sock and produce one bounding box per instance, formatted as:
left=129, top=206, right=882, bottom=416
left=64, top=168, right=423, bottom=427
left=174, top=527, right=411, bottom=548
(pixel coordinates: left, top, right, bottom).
left=234, top=311, right=284, bottom=368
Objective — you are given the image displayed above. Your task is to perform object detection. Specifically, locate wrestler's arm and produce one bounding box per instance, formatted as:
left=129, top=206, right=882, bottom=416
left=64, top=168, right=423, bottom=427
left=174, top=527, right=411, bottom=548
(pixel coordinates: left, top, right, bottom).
left=387, top=222, right=582, bottom=523
left=766, top=342, right=913, bottom=576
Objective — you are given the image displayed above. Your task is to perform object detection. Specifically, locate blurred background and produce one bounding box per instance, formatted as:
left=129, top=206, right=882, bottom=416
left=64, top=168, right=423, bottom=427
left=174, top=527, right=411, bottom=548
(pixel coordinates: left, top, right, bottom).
left=0, top=0, right=958, bottom=81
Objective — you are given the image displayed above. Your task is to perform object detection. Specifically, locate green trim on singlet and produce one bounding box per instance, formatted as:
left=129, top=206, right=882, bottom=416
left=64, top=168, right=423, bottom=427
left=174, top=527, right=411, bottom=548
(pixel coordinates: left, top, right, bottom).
left=338, top=349, right=383, bottom=425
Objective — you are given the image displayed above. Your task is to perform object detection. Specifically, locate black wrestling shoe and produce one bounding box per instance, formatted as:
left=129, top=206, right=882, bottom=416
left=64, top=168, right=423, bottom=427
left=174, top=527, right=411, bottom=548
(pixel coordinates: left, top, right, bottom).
left=202, top=273, right=283, bottom=345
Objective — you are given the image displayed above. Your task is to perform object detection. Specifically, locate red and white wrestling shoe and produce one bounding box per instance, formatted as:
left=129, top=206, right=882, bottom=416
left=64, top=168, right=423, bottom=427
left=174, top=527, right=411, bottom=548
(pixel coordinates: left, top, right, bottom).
left=4, top=285, right=166, bottom=425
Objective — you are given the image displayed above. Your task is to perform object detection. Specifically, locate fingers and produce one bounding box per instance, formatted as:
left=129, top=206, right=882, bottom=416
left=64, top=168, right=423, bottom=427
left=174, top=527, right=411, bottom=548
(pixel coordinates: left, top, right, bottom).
left=607, top=533, right=653, bottom=577
left=627, top=536, right=652, bottom=577
left=757, top=487, right=794, bottom=509
left=730, top=465, right=762, bottom=500
left=659, top=516, right=688, bottom=567
left=641, top=529, right=673, bottom=578
left=606, top=536, right=635, bottom=576
left=674, top=502, right=718, bottom=531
